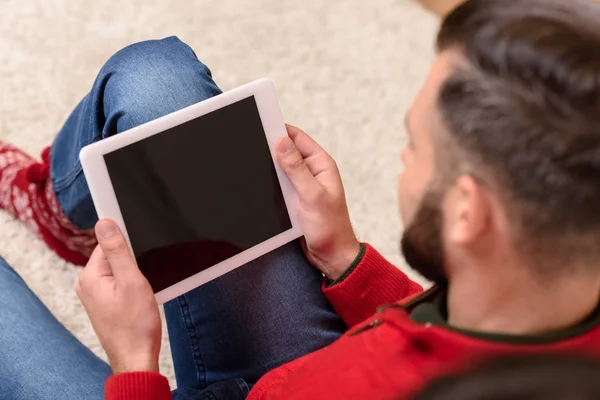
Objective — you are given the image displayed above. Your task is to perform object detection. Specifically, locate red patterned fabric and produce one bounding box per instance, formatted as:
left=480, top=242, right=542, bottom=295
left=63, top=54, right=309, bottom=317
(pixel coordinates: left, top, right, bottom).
left=0, top=142, right=96, bottom=265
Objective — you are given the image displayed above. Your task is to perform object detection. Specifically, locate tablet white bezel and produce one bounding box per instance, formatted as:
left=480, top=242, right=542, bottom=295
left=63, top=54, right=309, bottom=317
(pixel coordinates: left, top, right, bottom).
left=80, top=78, right=302, bottom=304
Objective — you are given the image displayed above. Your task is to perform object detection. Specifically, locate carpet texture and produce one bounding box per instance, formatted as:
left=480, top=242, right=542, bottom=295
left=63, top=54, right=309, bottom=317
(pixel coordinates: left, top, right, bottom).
left=0, top=0, right=437, bottom=386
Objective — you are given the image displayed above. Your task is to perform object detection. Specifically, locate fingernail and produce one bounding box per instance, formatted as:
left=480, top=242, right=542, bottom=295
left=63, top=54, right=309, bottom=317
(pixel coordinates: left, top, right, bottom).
left=96, top=220, right=118, bottom=239
left=279, top=137, right=294, bottom=153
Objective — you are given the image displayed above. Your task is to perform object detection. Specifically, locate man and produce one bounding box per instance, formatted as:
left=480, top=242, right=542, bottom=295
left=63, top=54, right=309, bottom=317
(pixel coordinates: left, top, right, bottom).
left=2, top=0, right=600, bottom=399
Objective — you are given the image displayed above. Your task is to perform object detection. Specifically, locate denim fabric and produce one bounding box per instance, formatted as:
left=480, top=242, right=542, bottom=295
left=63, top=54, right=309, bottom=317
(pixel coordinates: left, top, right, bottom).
left=0, top=257, right=111, bottom=399
left=51, top=36, right=221, bottom=230
left=1, top=37, right=345, bottom=399
left=164, top=240, right=345, bottom=391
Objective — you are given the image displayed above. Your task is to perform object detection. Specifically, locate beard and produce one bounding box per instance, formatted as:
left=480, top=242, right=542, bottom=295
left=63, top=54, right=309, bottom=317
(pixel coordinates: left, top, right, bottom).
left=400, top=189, right=448, bottom=285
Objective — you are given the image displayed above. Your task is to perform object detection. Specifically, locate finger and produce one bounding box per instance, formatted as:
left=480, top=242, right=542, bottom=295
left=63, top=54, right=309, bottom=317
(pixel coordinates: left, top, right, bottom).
left=286, top=125, right=331, bottom=158
left=95, top=219, right=141, bottom=282
left=78, top=245, right=112, bottom=294
left=276, top=136, right=324, bottom=201
left=88, top=245, right=113, bottom=277
left=285, top=125, right=337, bottom=176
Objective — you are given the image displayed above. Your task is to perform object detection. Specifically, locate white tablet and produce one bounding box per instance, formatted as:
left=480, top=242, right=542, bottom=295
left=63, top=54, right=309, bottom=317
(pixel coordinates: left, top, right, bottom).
left=80, top=78, right=302, bottom=304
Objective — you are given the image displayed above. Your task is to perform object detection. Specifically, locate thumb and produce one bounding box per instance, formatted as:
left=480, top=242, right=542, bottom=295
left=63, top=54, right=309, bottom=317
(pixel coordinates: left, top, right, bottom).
left=95, top=219, right=141, bottom=283
left=276, top=136, right=323, bottom=202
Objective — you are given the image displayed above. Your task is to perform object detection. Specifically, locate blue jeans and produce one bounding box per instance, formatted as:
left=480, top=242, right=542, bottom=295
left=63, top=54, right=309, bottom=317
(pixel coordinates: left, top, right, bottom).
left=1, top=36, right=345, bottom=400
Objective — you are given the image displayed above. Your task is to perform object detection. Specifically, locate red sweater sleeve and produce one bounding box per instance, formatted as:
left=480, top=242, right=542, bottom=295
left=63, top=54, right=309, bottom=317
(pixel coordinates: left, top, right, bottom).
left=105, top=372, right=172, bottom=400
left=322, top=243, right=422, bottom=328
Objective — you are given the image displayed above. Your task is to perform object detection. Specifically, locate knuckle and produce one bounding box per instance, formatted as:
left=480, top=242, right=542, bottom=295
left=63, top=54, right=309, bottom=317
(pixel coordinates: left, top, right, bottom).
left=324, top=154, right=339, bottom=171
left=287, top=156, right=306, bottom=173
left=330, top=157, right=340, bottom=171
left=102, top=234, right=126, bottom=253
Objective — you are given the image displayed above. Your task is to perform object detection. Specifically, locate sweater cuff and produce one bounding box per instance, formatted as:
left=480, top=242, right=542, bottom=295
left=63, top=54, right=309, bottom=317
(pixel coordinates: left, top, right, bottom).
left=322, top=243, right=422, bottom=328
left=105, top=372, right=171, bottom=400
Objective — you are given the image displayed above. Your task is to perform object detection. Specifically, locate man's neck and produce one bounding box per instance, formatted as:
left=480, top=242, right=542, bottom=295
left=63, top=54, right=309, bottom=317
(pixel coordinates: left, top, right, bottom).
left=446, top=267, right=600, bottom=336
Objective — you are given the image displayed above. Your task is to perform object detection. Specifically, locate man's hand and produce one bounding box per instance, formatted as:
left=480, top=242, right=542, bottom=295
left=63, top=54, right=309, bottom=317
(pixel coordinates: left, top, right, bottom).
left=77, top=219, right=161, bottom=375
left=276, top=125, right=361, bottom=281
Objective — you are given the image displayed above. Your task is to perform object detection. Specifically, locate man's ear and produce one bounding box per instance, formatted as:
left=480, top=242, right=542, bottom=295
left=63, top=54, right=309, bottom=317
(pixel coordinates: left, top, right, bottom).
left=445, top=175, right=491, bottom=245
left=415, top=0, right=466, bottom=17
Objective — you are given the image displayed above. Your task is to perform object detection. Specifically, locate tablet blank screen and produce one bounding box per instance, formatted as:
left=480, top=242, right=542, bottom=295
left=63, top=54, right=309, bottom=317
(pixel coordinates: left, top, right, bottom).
left=103, top=96, right=292, bottom=293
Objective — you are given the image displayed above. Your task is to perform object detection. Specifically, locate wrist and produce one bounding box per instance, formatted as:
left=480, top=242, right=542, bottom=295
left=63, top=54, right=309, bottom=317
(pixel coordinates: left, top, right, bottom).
left=110, top=354, right=159, bottom=375
left=327, top=242, right=366, bottom=286
left=321, top=240, right=362, bottom=281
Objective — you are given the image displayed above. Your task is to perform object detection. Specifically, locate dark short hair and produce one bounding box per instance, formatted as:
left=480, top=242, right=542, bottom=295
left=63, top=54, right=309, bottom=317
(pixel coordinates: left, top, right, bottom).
left=434, top=0, right=600, bottom=266
left=413, top=354, right=600, bottom=400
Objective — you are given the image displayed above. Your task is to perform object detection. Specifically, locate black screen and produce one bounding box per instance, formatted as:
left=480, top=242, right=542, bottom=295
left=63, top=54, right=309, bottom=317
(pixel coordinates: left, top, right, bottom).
left=104, top=96, right=292, bottom=293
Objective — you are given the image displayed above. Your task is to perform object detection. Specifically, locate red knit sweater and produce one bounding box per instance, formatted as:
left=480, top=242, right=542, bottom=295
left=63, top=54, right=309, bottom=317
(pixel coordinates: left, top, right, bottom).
left=105, top=244, right=600, bottom=400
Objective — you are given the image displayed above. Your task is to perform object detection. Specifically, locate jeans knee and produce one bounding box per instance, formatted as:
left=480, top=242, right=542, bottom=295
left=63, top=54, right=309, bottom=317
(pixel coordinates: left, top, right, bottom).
left=100, top=36, right=222, bottom=133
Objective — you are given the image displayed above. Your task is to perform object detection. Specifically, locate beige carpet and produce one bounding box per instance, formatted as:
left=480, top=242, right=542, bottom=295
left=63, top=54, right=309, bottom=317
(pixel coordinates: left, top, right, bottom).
left=0, top=0, right=437, bottom=387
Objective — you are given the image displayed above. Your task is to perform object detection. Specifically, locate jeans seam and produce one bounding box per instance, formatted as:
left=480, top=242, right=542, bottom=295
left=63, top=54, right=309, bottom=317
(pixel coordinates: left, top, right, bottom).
left=178, top=294, right=207, bottom=388
left=234, top=378, right=250, bottom=398
left=52, top=160, right=82, bottom=192
left=54, top=74, right=108, bottom=193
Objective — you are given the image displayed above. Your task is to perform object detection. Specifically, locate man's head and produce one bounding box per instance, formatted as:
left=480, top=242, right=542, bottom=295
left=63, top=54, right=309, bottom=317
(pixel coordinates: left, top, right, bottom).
left=399, top=0, right=600, bottom=284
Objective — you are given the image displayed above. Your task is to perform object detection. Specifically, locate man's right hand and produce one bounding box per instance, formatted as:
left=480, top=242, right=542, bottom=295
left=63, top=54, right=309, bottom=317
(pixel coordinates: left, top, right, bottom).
left=276, top=125, right=361, bottom=281
left=77, top=220, right=162, bottom=375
